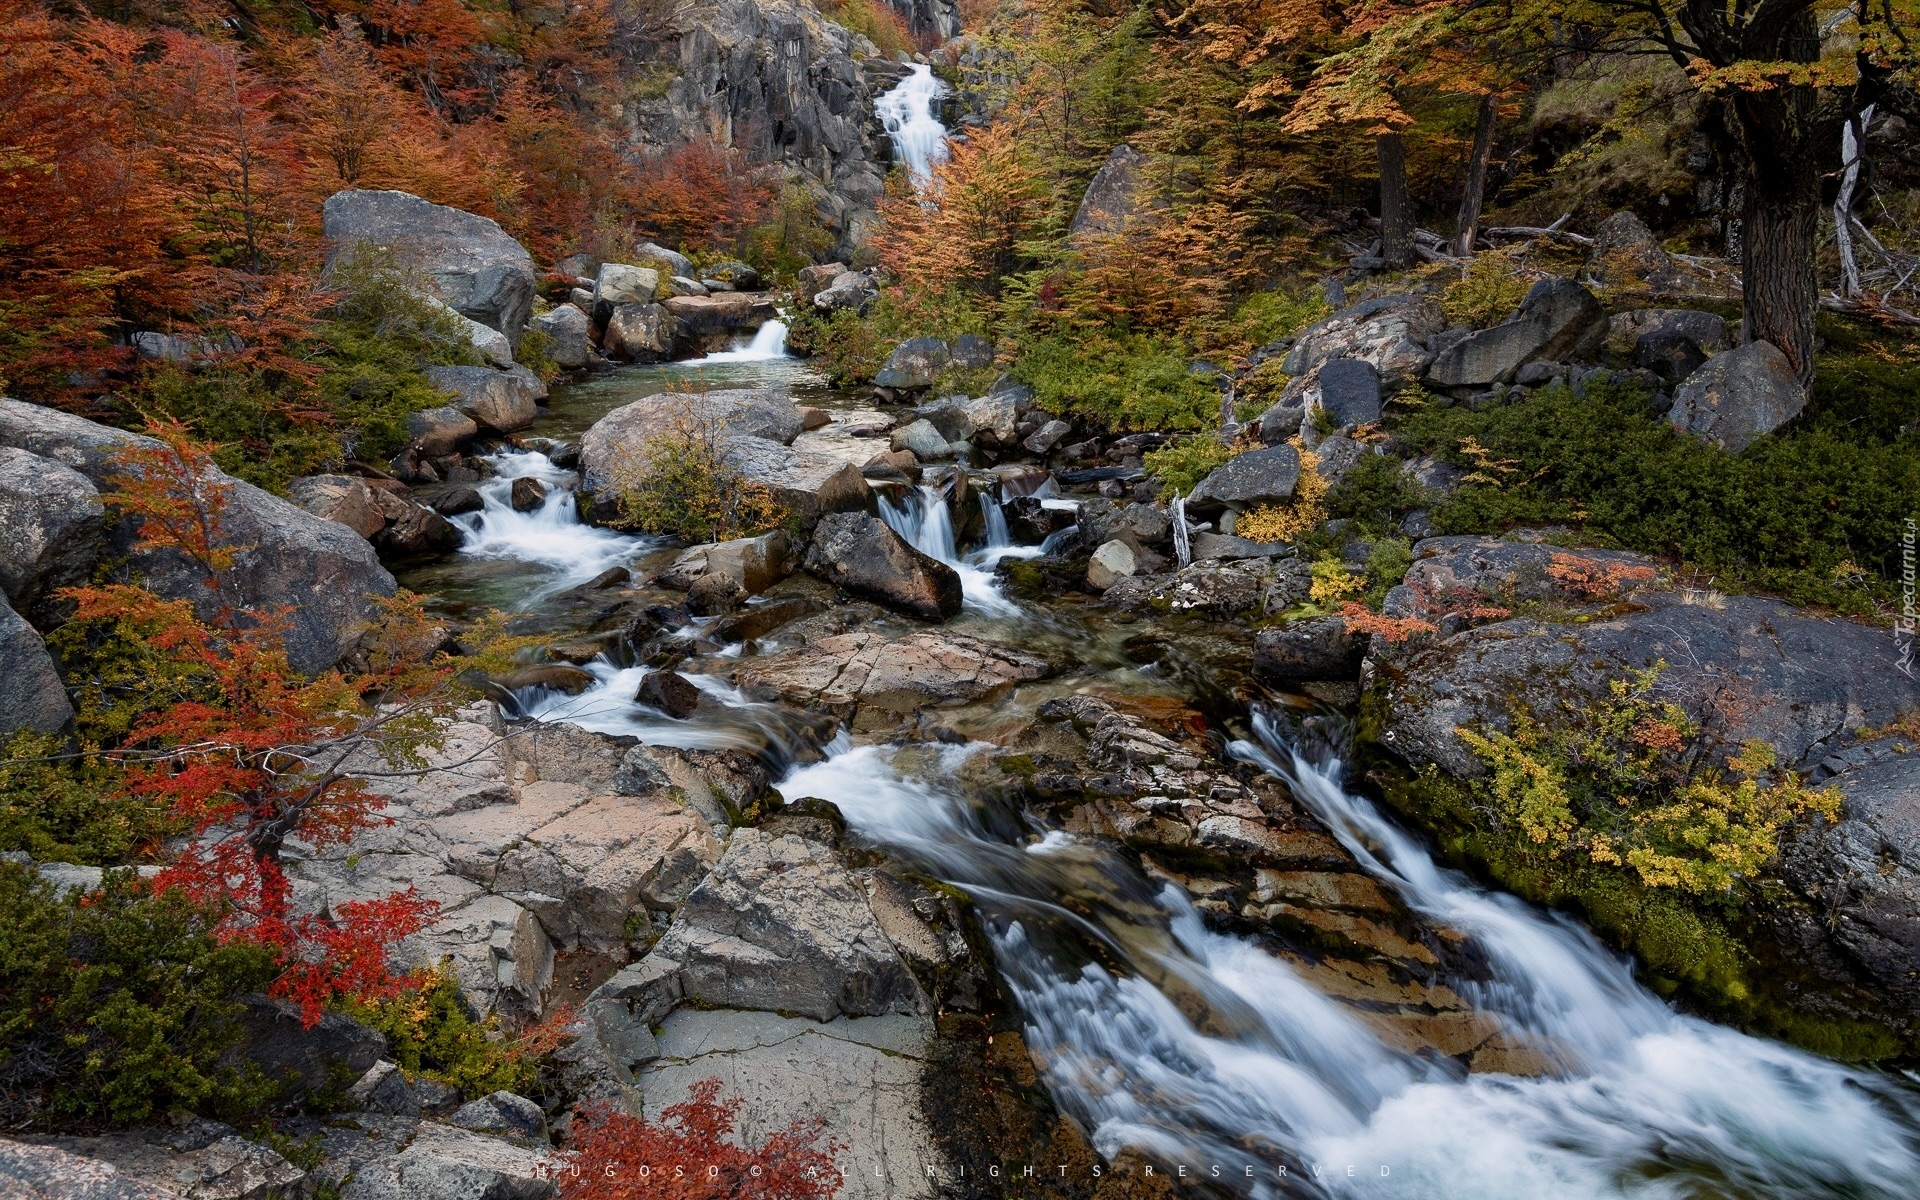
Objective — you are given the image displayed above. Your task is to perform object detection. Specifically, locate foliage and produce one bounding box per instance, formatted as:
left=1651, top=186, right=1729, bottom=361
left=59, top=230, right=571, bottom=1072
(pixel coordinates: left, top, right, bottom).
left=1143, top=435, right=1236, bottom=495
left=0, top=861, right=278, bottom=1127
left=341, top=968, right=569, bottom=1099
left=787, top=289, right=986, bottom=386
left=1397, top=377, right=1920, bottom=610
left=1439, top=247, right=1532, bottom=328
left=1233, top=442, right=1330, bottom=543
left=561, top=1080, right=842, bottom=1199
left=1012, top=333, right=1220, bottom=430
left=1326, top=452, right=1430, bottom=536
left=1230, top=288, right=1332, bottom=350
left=877, top=122, right=1050, bottom=298
left=1457, top=666, right=1842, bottom=896
left=608, top=411, right=791, bottom=542
left=821, top=0, right=915, bottom=57
left=0, top=733, right=174, bottom=866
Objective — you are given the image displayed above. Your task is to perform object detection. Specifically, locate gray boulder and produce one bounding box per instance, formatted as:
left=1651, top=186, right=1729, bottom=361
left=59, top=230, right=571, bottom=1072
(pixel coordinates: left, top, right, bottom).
left=1257, top=398, right=1307, bottom=443
left=734, top=628, right=1048, bottom=718
left=0, top=594, right=71, bottom=734
left=1284, top=294, right=1445, bottom=389
left=530, top=304, right=590, bottom=369
left=405, top=406, right=479, bottom=458
left=1635, top=330, right=1709, bottom=381
left=632, top=241, right=694, bottom=279
left=960, top=392, right=1017, bottom=444
left=874, top=338, right=950, bottom=389
left=721, top=438, right=872, bottom=530
left=0, top=445, right=105, bottom=624
left=804, top=511, right=962, bottom=621
left=702, top=260, right=761, bottom=290
left=448, top=1092, right=548, bottom=1143
left=1086, top=539, right=1138, bottom=590
left=10, top=1125, right=304, bottom=1200
left=338, top=1121, right=554, bottom=1200
left=589, top=262, right=662, bottom=325
left=287, top=474, right=383, bottom=540
left=600, top=301, right=675, bottom=362
left=226, top=993, right=387, bottom=1099
left=660, top=293, right=778, bottom=355
left=950, top=333, right=995, bottom=369
left=0, top=400, right=396, bottom=674
left=1070, top=144, right=1147, bottom=236
left=1427, top=278, right=1606, bottom=388
left=890, top=418, right=949, bottom=459
left=1605, top=308, right=1729, bottom=358
left=1023, top=418, right=1072, bottom=455
left=1254, top=617, right=1367, bottom=682
left=813, top=270, right=877, bottom=313
left=798, top=261, right=851, bottom=300
left=323, top=190, right=536, bottom=348
left=1313, top=358, right=1383, bottom=429
left=577, top=389, right=804, bottom=494
left=0, top=1137, right=178, bottom=1199
left=1668, top=340, right=1806, bottom=452
left=1187, top=444, right=1301, bottom=512
left=425, top=366, right=537, bottom=435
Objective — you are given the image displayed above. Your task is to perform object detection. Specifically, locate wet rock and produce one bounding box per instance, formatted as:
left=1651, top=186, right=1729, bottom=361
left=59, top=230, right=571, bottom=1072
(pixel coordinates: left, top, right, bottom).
left=686, top=570, right=743, bottom=616
left=735, top=628, right=1048, bottom=718
left=600, top=301, right=675, bottom=362
left=0, top=400, right=396, bottom=674
left=1427, top=278, right=1606, bottom=388
left=798, top=405, right=832, bottom=431
left=1668, top=340, right=1807, bottom=452
left=338, top=1121, right=555, bottom=1200
left=509, top=476, right=546, bottom=512
left=590, top=262, right=662, bottom=324
left=711, top=597, right=814, bottom=643
left=1254, top=617, right=1367, bottom=682
left=1604, top=308, right=1729, bottom=358
left=323, top=189, right=536, bottom=347
left=406, top=406, right=479, bottom=458
left=0, top=445, right=106, bottom=623
left=1186, top=444, right=1301, bottom=512
left=426, top=365, right=538, bottom=434
left=1104, top=557, right=1313, bottom=618
left=530, top=304, right=590, bottom=368
left=370, top=488, right=462, bottom=558
left=496, top=663, right=597, bottom=693
left=874, top=337, right=949, bottom=389
left=890, top=418, right=950, bottom=459
left=721, top=437, right=872, bottom=530
left=1070, top=143, right=1147, bottom=236
left=636, top=669, right=701, bottom=718
left=1023, top=418, right=1072, bottom=455
left=1283, top=293, right=1444, bottom=389
left=448, top=1092, right=548, bottom=1144
left=804, top=510, right=962, bottom=621
left=661, top=293, right=777, bottom=354
left=1086, top=539, right=1138, bottom=590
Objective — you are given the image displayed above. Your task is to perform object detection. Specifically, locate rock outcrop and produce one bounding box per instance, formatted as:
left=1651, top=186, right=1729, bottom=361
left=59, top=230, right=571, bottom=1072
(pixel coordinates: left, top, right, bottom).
left=803, top=511, right=962, bottom=620
left=1667, top=339, right=1807, bottom=451
left=734, top=627, right=1049, bottom=720
left=0, top=594, right=71, bottom=735
left=577, top=389, right=805, bottom=496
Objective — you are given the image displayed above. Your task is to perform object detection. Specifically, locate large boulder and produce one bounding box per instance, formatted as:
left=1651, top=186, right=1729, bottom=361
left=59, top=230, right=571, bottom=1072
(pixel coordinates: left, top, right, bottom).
left=1604, top=308, right=1730, bottom=359
left=1, top=1129, right=303, bottom=1200
left=322, top=190, right=536, bottom=348
left=661, top=292, right=777, bottom=355
left=287, top=474, right=384, bottom=540
left=529, top=304, right=591, bottom=369
left=1396, top=535, right=1663, bottom=619
left=0, top=400, right=397, bottom=675
left=873, top=337, right=949, bottom=390
left=0, top=445, right=105, bottom=624
left=1311, top=358, right=1383, bottom=431
left=1070, top=143, right=1147, bottom=236
left=1427, top=278, right=1606, bottom=388
left=404, top=406, right=479, bottom=459
left=803, top=510, right=962, bottom=620
left=1283, top=294, right=1445, bottom=389
left=633, top=241, right=694, bottom=279
left=657, top=531, right=791, bottom=595
left=577, top=390, right=806, bottom=495
left=1254, top=616, right=1367, bottom=682
left=1186, top=444, right=1301, bottom=513
left=425, top=366, right=538, bottom=435
left=1585, top=210, right=1697, bottom=294
left=734, top=628, right=1048, bottom=718
left=226, top=994, right=387, bottom=1099
left=0, top=594, right=72, bottom=735
left=720, top=438, right=872, bottom=529
left=1668, top=340, right=1807, bottom=452
left=599, top=302, right=675, bottom=362
left=589, top=262, right=662, bottom=325
left=812, top=270, right=877, bottom=313
left=0, top=1138, right=178, bottom=1199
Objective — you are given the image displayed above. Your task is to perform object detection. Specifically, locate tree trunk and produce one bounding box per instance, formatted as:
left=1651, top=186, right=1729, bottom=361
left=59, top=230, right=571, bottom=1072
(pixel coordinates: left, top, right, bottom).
left=1453, top=94, right=1499, bottom=257
left=1378, top=132, right=1413, bottom=268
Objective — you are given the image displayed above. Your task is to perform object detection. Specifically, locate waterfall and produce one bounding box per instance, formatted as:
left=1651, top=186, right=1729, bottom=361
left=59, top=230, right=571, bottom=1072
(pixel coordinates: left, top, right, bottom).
left=450, top=448, right=649, bottom=596
left=877, top=484, right=1025, bottom=617
left=690, top=319, right=791, bottom=364
left=875, top=64, right=950, bottom=187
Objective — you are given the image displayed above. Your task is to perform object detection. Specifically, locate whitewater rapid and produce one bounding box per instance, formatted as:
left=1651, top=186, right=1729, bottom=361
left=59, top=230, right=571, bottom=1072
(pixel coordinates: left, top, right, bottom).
left=876, top=64, right=949, bottom=186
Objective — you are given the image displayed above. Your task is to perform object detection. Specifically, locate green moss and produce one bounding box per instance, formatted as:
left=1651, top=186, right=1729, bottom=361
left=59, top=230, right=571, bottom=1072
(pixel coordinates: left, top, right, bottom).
left=1143, top=435, right=1235, bottom=494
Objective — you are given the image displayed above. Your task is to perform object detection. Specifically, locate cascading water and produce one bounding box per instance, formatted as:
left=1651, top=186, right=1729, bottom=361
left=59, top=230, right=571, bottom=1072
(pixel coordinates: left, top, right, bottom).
left=875, top=64, right=950, bottom=186
left=450, top=448, right=650, bottom=596
left=690, top=319, right=792, bottom=364
left=771, top=720, right=1920, bottom=1199
left=877, top=483, right=1038, bottom=617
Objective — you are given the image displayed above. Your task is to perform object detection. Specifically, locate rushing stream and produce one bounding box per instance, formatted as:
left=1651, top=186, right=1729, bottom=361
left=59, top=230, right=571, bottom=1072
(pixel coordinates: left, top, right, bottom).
left=876, top=64, right=950, bottom=186
left=400, top=330, right=1920, bottom=1197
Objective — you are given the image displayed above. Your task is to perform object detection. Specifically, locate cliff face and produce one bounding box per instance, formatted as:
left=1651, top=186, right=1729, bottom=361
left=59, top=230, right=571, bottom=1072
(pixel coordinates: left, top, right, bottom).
left=626, top=0, right=937, bottom=250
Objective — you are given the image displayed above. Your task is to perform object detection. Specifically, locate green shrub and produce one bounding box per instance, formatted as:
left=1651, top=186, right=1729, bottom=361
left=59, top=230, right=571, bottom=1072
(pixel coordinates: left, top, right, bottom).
left=1143, top=435, right=1236, bottom=494
left=607, top=418, right=790, bottom=542
left=1327, top=453, right=1432, bottom=536
left=1439, top=248, right=1533, bottom=328
left=1229, top=287, right=1331, bottom=348
left=786, top=290, right=987, bottom=386
left=1012, top=333, right=1220, bottom=430
left=0, top=862, right=278, bottom=1126
left=341, top=969, right=541, bottom=1099
left=1397, top=377, right=1919, bottom=609
left=0, top=734, right=176, bottom=866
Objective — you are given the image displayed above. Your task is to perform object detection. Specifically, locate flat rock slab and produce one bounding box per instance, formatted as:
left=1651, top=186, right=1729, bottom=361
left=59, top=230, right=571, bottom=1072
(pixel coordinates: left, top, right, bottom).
left=638, top=1009, right=941, bottom=1200
left=733, top=629, right=1049, bottom=718
left=339, top=1122, right=554, bottom=1200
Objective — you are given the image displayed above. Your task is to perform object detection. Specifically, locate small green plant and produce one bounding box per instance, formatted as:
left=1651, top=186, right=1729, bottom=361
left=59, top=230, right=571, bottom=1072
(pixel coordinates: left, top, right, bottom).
left=1143, top=435, right=1236, bottom=494
left=608, top=409, right=790, bottom=542
left=1012, top=333, right=1220, bottom=430
left=1230, top=287, right=1331, bottom=349
left=340, top=968, right=558, bottom=1100
left=515, top=325, right=560, bottom=382
left=1441, top=248, right=1532, bottom=329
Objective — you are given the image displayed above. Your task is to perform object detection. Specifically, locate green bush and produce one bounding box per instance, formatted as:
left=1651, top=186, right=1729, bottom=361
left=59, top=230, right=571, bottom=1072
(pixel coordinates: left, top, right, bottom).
left=1012, top=333, right=1220, bottom=430
left=1396, top=377, right=1919, bottom=609
left=341, top=969, right=541, bottom=1099
left=0, top=734, right=174, bottom=866
left=1229, top=287, right=1331, bottom=348
left=1327, top=452, right=1432, bottom=536
left=1143, top=435, right=1236, bottom=494
left=786, top=290, right=987, bottom=386
left=606, top=421, right=790, bottom=543
left=0, top=862, right=277, bottom=1126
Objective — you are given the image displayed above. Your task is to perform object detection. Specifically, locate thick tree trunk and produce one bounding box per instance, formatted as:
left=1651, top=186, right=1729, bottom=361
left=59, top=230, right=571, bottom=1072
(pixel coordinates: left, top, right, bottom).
left=1453, top=94, right=1499, bottom=257
left=1378, top=132, right=1414, bottom=268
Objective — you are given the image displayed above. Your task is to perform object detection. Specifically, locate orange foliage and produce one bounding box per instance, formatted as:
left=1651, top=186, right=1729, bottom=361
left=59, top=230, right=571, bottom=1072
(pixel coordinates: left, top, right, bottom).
left=560, top=1082, right=842, bottom=1200
left=1545, top=552, right=1659, bottom=599
left=876, top=122, right=1048, bottom=296
left=1338, top=600, right=1436, bottom=643
left=618, top=140, right=780, bottom=254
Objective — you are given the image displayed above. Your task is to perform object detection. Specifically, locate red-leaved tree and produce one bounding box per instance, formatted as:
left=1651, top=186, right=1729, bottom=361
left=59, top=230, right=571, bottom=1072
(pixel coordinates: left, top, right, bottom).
left=560, top=1081, right=842, bottom=1200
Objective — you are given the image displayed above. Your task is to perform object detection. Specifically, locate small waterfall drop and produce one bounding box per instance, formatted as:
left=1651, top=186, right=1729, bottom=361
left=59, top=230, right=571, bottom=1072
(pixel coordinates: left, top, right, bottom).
left=691, top=319, right=791, bottom=364
left=877, top=484, right=1027, bottom=617
left=875, top=64, right=950, bottom=186
left=450, top=448, right=648, bottom=596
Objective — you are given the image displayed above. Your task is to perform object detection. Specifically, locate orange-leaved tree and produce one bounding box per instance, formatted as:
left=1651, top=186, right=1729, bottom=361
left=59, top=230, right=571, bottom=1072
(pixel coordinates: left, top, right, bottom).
left=561, top=1080, right=842, bottom=1200
left=59, top=420, right=467, bottom=1023
left=876, top=121, right=1050, bottom=298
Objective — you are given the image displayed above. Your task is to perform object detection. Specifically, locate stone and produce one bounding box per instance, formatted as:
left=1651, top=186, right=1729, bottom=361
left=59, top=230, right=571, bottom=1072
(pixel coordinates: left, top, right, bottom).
left=131, top=331, right=210, bottom=364
left=0, top=400, right=396, bottom=674
left=661, top=293, right=777, bottom=355
left=1086, top=538, right=1138, bottom=589
left=1313, top=358, right=1383, bottom=429
left=1283, top=294, right=1445, bottom=389
left=1399, top=536, right=1662, bottom=619
left=798, top=261, right=850, bottom=300
left=406, top=406, right=479, bottom=458
left=1426, top=278, right=1606, bottom=388
left=18, top=1126, right=305, bottom=1200
left=873, top=337, right=950, bottom=389
left=702, top=260, right=761, bottom=290
left=1310, top=434, right=1364, bottom=488
left=1186, top=444, right=1301, bottom=512
left=448, top=1092, right=548, bottom=1143
left=720, top=437, right=872, bottom=530
left=950, top=332, right=995, bottom=369
left=1070, top=143, right=1147, bottom=236
left=1079, top=499, right=1173, bottom=551
left=426, top=366, right=538, bottom=434
left=1023, top=418, right=1072, bottom=454
left=577, top=390, right=805, bottom=494
left=530, top=304, right=590, bottom=369
left=0, top=1138, right=177, bottom=1199
left=599, top=302, right=674, bottom=362
left=813, top=271, right=876, bottom=313
left=673, top=275, right=710, bottom=296
left=1254, top=617, right=1367, bottom=681
left=338, top=1121, right=555, bottom=1200
left=735, top=628, right=1048, bottom=717
left=1585, top=210, right=1693, bottom=293
left=659, top=531, right=791, bottom=595
left=226, top=994, right=387, bottom=1099
left=496, top=663, right=597, bottom=693
left=1257, top=398, right=1307, bottom=443
left=369, top=489, right=462, bottom=558
left=913, top=401, right=975, bottom=445
left=426, top=300, right=514, bottom=368
left=350, top=1060, right=431, bottom=1117
left=288, top=474, right=383, bottom=539
left=1668, top=340, right=1807, bottom=452
left=960, top=391, right=1017, bottom=444
left=0, top=445, right=105, bottom=623
left=509, top=476, right=546, bottom=512
left=1190, top=531, right=1294, bottom=561
left=0, top=594, right=71, bottom=735
left=589, top=262, right=662, bottom=324
left=1604, top=308, right=1729, bottom=358
left=890, top=418, right=950, bottom=459
left=1635, top=330, right=1709, bottom=381
left=633, top=241, right=694, bottom=279
left=798, top=405, right=832, bottom=431
left=1102, top=557, right=1313, bottom=618
left=804, top=510, right=962, bottom=620
left=323, top=189, right=536, bottom=347
left=636, top=669, right=701, bottom=718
